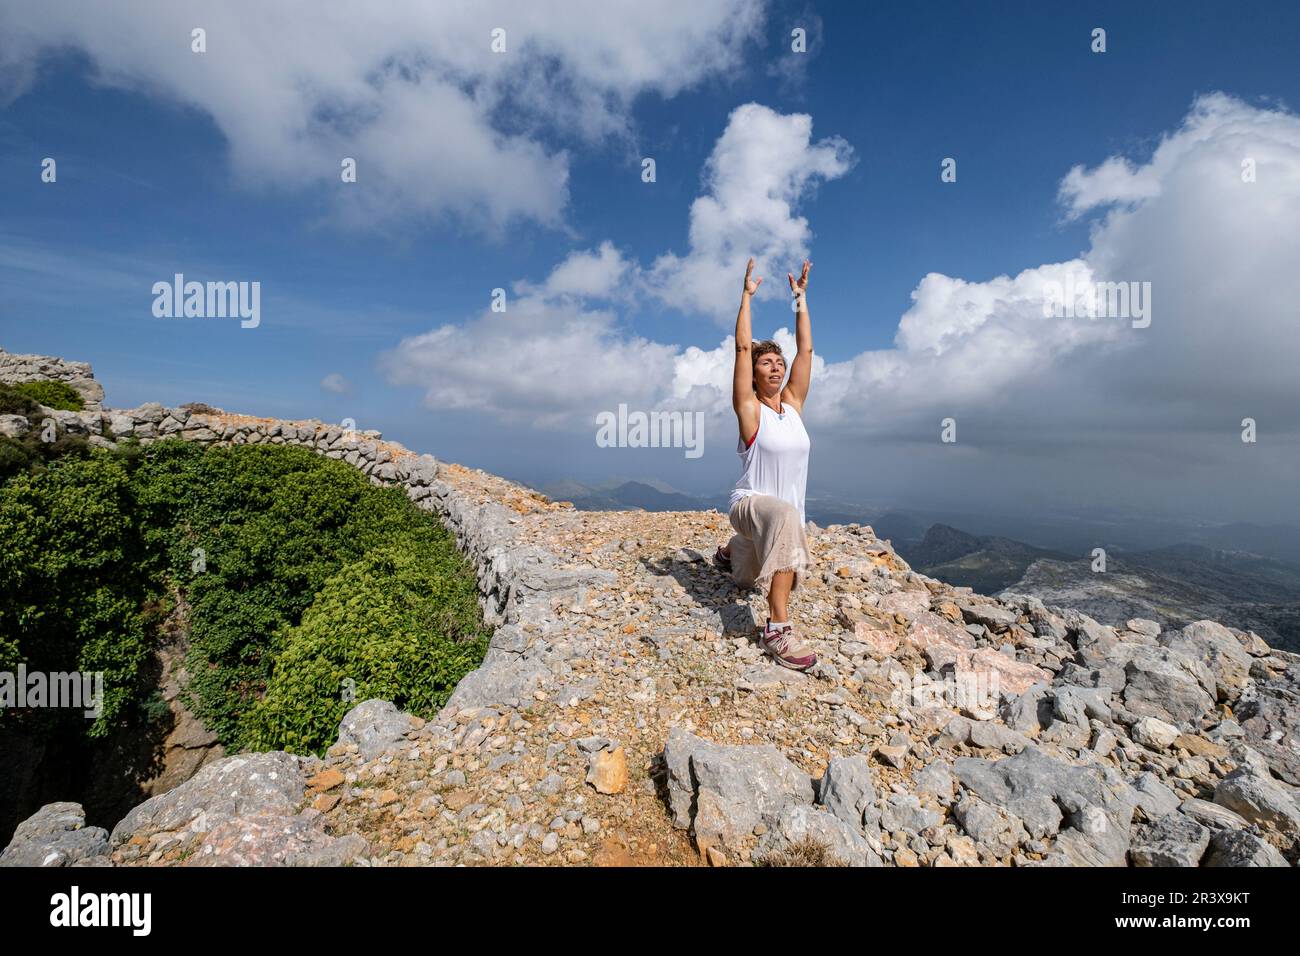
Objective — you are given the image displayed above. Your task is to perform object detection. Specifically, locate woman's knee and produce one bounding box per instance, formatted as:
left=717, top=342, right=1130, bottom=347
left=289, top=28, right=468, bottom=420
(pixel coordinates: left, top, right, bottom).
left=763, top=497, right=800, bottom=525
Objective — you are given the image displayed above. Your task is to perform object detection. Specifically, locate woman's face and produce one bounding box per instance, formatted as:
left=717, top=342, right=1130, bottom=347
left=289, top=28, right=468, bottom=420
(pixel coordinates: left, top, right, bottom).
left=755, top=352, right=785, bottom=391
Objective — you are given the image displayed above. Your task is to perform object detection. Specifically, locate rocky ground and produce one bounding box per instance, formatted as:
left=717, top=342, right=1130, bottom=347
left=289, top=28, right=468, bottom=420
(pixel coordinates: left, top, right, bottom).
left=8, top=477, right=1299, bottom=867
left=2, top=347, right=1299, bottom=868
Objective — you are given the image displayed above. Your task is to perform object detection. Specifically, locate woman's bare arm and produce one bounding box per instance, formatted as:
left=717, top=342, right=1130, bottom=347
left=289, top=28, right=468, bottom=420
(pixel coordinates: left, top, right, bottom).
left=733, top=258, right=761, bottom=441
left=783, top=260, right=813, bottom=411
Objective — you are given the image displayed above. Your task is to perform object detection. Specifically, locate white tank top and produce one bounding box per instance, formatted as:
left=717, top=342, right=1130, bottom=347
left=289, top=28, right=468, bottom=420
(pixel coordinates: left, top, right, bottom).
left=729, top=401, right=810, bottom=527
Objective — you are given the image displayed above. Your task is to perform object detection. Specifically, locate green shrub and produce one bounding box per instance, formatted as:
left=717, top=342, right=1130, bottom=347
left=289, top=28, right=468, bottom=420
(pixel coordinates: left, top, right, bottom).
left=0, top=431, right=96, bottom=483
left=0, top=454, right=156, bottom=738
left=0, top=438, right=35, bottom=481
left=0, top=437, right=490, bottom=757
left=7, top=380, right=84, bottom=411
left=242, top=546, right=489, bottom=754
left=129, top=440, right=490, bottom=751
left=0, top=383, right=42, bottom=417
left=0, top=383, right=102, bottom=487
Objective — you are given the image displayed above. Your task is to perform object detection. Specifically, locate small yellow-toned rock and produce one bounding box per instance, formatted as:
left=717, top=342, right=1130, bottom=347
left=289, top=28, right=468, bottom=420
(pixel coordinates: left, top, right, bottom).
left=1174, top=734, right=1229, bottom=760
left=893, top=847, right=919, bottom=867
left=443, top=788, right=475, bottom=811
left=935, top=602, right=964, bottom=624
left=586, top=746, right=628, bottom=794
left=306, top=768, right=345, bottom=792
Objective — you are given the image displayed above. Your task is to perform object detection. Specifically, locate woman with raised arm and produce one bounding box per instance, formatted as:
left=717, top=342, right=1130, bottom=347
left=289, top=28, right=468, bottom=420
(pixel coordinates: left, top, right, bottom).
left=714, top=257, right=817, bottom=671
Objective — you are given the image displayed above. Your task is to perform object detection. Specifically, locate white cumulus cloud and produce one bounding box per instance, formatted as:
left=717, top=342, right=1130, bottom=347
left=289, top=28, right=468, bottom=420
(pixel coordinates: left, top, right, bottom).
left=514, top=241, right=632, bottom=301
left=385, top=93, right=1300, bottom=518
left=380, top=291, right=678, bottom=429
left=647, top=103, right=854, bottom=320
left=0, top=0, right=768, bottom=230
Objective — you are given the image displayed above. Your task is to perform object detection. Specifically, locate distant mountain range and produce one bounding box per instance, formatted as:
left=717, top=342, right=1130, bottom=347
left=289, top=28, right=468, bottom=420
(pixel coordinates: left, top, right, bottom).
left=539, top=478, right=729, bottom=513
left=534, top=481, right=947, bottom=540
left=899, top=523, right=1074, bottom=595
left=895, top=526, right=1300, bottom=652
left=1002, top=546, right=1300, bottom=652
left=531, top=477, right=1300, bottom=650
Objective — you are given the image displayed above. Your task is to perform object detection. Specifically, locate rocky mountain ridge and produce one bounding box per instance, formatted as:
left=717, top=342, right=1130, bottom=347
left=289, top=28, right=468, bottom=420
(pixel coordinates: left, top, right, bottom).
left=1, top=346, right=1297, bottom=867
left=1006, top=551, right=1300, bottom=652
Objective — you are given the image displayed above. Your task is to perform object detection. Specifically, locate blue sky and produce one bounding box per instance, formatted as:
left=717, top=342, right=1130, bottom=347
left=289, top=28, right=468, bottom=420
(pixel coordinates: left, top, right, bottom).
left=2, top=1, right=1298, bottom=524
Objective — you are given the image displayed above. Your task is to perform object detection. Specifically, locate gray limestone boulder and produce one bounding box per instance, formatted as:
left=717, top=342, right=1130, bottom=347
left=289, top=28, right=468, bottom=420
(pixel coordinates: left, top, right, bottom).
left=1131, top=772, right=1181, bottom=820
left=1203, top=830, right=1291, bottom=867
left=954, top=746, right=1136, bottom=864
left=445, top=656, right=549, bottom=711
left=110, top=751, right=307, bottom=847
left=663, top=728, right=814, bottom=853
left=0, top=413, right=29, bottom=438
left=1001, top=681, right=1053, bottom=734
left=817, top=755, right=881, bottom=831
left=1236, top=679, right=1300, bottom=786
left=952, top=794, right=1027, bottom=858
left=336, top=699, right=414, bottom=760
left=1122, top=646, right=1216, bottom=724
left=880, top=792, right=942, bottom=833
left=0, top=803, right=109, bottom=867
left=1212, top=766, right=1300, bottom=838
left=757, top=804, right=883, bottom=866
left=1179, top=797, right=1251, bottom=832
left=108, top=751, right=367, bottom=867
left=1129, top=812, right=1210, bottom=867
left=914, top=760, right=956, bottom=802
left=1051, top=684, right=1114, bottom=728
left=1161, top=620, right=1254, bottom=703
left=186, top=811, right=369, bottom=866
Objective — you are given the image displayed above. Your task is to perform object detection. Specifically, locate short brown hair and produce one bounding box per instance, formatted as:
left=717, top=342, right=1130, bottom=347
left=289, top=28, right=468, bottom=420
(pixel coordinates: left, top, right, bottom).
left=751, top=340, right=786, bottom=393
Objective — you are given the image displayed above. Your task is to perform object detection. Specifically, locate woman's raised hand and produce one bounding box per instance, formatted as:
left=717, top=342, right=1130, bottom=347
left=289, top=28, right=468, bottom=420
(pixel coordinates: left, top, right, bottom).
left=788, top=260, right=811, bottom=297
left=743, top=257, right=763, bottom=296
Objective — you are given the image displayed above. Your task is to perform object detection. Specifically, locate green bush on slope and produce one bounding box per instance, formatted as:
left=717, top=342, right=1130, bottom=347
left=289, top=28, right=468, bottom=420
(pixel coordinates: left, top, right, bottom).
left=0, top=454, right=157, bottom=739
left=0, top=437, right=489, bottom=757
left=0, top=381, right=98, bottom=483
left=242, top=546, right=489, bottom=754
left=0, top=383, right=42, bottom=416
left=3, top=380, right=85, bottom=412
left=130, top=440, right=490, bottom=751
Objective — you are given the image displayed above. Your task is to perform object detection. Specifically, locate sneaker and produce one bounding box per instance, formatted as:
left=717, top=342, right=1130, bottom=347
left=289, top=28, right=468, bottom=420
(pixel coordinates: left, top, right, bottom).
left=760, top=619, right=817, bottom=671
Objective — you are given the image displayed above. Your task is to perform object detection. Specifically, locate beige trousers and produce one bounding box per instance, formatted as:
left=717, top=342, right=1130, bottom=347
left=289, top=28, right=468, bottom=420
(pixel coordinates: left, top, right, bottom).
left=726, top=494, right=811, bottom=595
